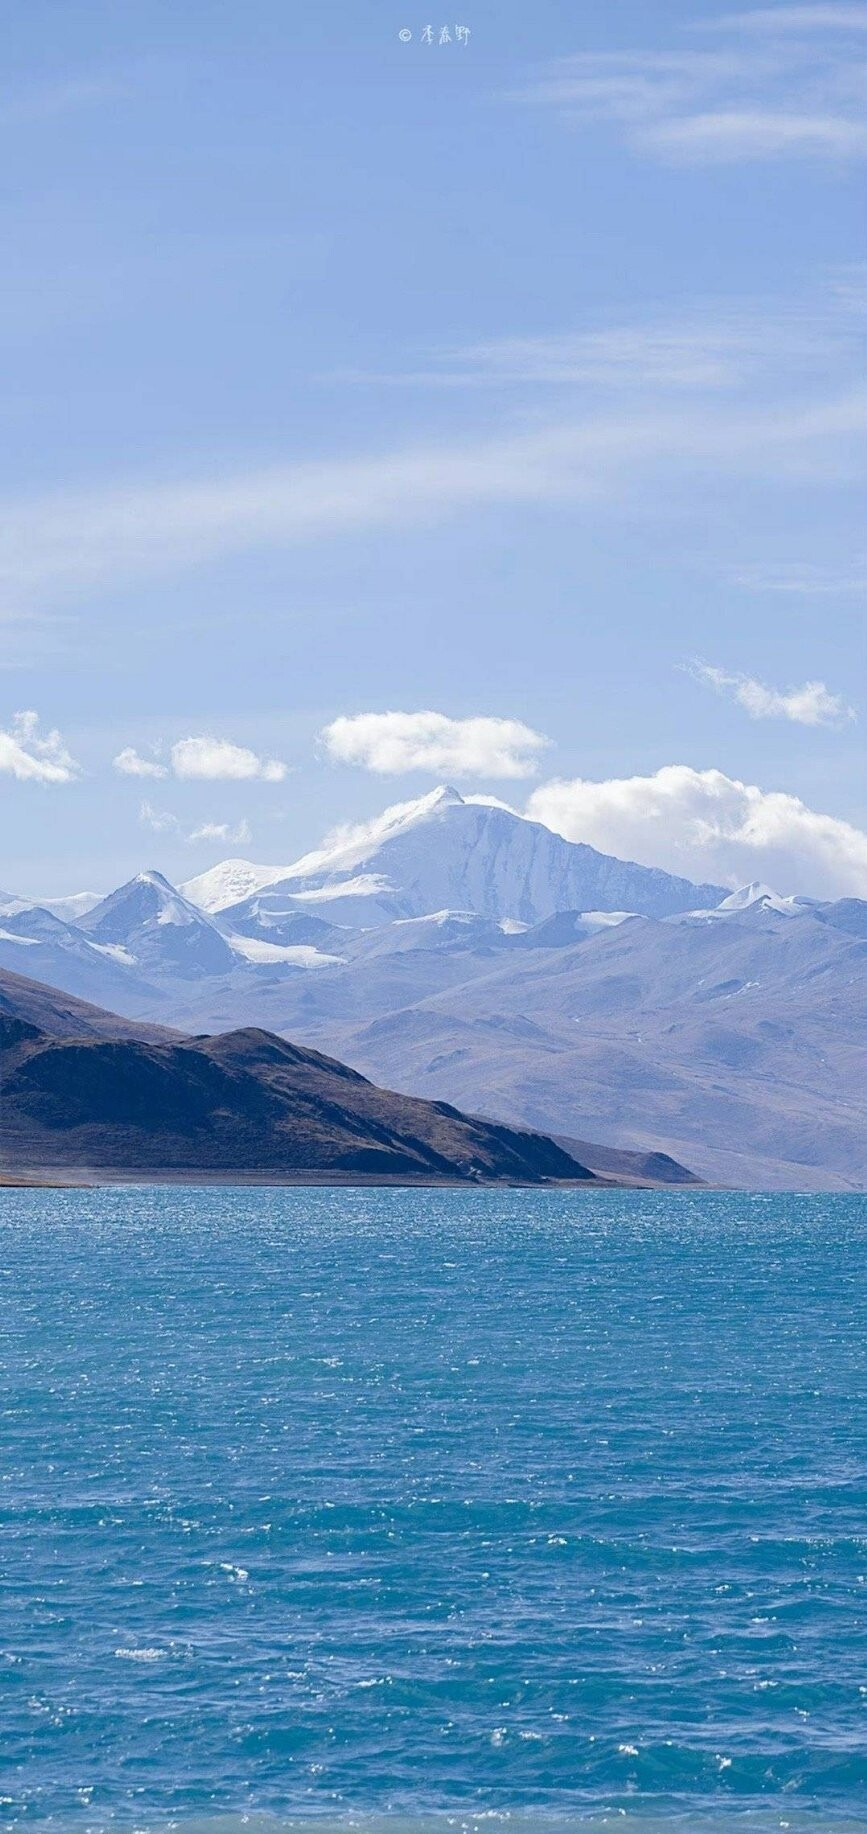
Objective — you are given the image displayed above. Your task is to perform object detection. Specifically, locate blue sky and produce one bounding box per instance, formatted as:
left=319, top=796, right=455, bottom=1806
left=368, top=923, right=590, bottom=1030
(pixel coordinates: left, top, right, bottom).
left=2, top=0, right=865, bottom=897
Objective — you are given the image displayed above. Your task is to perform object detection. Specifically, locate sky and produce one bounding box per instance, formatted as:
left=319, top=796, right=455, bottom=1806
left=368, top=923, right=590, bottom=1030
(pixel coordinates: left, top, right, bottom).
left=1, top=0, right=865, bottom=899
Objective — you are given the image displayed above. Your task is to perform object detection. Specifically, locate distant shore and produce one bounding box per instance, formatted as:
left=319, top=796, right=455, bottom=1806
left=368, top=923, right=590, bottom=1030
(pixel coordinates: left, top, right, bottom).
left=1, top=1171, right=611, bottom=1189
left=0, top=1165, right=652, bottom=1190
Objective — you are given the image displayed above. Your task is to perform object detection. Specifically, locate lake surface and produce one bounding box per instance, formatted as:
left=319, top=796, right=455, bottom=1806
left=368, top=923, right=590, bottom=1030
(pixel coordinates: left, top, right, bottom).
left=1, top=1187, right=865, bottom=1834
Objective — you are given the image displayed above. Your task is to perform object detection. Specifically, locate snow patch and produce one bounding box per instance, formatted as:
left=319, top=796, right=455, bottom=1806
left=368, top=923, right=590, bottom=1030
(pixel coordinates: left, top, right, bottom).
left=90, top=942, right=138, bottom=967
left=227, top=934, right=344, bottom=968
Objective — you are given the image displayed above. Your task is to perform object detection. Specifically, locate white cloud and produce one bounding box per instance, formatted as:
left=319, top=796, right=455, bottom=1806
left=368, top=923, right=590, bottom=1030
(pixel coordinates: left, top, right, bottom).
left=139, top=800, right=179, bottom=835
left=113, top=745, right=167, bottom=779
left=520, top=11, right=867, bottom=164
left=169, top=736, right=287, bottom=782
left=640, top=109, right=867, bottom=159
left=115, top=736, right=286, bottom=782
left=691, top=661, right=856, bottom=725
left=0, top=710, right=78, bottom=784
left=189, top=819, right=252, bottom=845
left=321, top=711, right=551, bottom=780
left=139, top=801, right=252, bottom=846
left=527, top=765, right=867, bottom=899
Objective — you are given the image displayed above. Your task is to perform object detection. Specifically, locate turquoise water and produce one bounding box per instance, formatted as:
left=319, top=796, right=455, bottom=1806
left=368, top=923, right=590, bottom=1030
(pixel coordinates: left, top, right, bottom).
left=1, top=1187, right=865, bottom=1834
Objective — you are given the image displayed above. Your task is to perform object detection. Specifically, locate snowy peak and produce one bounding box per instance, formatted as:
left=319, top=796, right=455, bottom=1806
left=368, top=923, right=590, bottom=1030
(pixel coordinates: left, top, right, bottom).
left=256, top=789, right=725, bottom=925
left=0, top=888, right=102, bottom=923
left=689, top=883, right=822, bottom=921
left=277, top=785, right=473, bottom=886
left=421, top=783, right=463, bottom=808
left=34, top=891, right=102, bottom=922
left=180, top=856, right=289, bottom=915
left=81, top=869, right=238, bottom=978
left=179, top=786, right=726, bottom=928
left=81, top=870, right=203, bottom=939
left=718, top=882, right=787, bottom=913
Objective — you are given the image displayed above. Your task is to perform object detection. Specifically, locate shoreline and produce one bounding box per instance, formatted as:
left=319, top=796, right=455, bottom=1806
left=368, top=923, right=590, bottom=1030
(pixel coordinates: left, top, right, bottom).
left=0, top=1168, right=616, bottom=1190
left=0, top=1165, right=703, bottom=1191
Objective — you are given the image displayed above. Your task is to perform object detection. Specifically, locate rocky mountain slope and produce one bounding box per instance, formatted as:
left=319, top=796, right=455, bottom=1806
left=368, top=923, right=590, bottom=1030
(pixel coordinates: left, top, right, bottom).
left=295, top=900, right=866, bottom=1191
left=0, top=970, right=592, bottom=1185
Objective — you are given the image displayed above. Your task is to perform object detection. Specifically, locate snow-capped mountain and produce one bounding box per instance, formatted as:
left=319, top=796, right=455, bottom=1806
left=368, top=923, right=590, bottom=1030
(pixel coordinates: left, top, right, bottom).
left=215, top=891, right=349, bottom=952
left=181, top=857, right=286, bottom=915
left=259, top=896, right=867, bottom=1192
left=1, top=817, right=864, bottom=1183
left=0, top=902, right=157, bottom=1010
left=35, top=891, right=103, bottom=922
left=679, top=882, right=820, bottom=923
left=0, top=889, right=102, bottom=922
left=79, top=870, right=240, bottom=980
left=183, top=785, right=726, bottom=927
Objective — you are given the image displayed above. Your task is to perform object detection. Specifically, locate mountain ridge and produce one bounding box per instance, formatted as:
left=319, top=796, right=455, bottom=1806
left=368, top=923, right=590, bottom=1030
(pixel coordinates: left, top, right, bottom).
left=181, top=786, right=727, bottom=924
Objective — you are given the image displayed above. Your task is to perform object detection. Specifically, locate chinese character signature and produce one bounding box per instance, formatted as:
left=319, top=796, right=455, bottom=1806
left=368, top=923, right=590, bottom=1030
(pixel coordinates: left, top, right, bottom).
left=399, top=24, right=471, bottom=44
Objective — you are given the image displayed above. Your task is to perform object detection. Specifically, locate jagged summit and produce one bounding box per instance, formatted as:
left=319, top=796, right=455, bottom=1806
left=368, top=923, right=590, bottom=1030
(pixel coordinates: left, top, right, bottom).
left=81, top=870, right=202, bottom=935
left=80, top=869, right=238, bottom=979
left=679, top=882, right=821, bottom=923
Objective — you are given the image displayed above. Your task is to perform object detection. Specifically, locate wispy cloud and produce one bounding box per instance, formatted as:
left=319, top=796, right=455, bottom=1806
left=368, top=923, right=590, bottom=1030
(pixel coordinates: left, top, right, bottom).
left=139, top=800, right=179, bottom=835
left=519, top=9, right=867, bottom=163
left=0, top=710, right=79, bottom=784
left=700, top=7, right=867, bottom=33
left=347, top=288, right=859, bottom=392
left=139, top=801, right=252, bottom=845
left=641, top=109, right=866, bottom=158
left=321, top=711, right=551, bottom=780
left=188, top=819, right=252, bottom=845
left=0, top=386, right=862, bottom=612
left=527, top=764, right=867, bottom=898
left=690, top=660, right=856, bottom=725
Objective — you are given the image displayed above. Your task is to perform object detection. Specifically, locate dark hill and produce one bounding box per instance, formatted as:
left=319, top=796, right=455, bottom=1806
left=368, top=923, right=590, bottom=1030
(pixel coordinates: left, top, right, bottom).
left=0, top=971, right=593, bottom=1184
left=0, top=965, right=175, bottom=1041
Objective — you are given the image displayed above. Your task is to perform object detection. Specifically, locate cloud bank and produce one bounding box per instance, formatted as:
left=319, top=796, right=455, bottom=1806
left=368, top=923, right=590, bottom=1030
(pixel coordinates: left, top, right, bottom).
left=526, top=764, right=867, bottom=899
left=321, top=711, right=550, bottom=780
left=691, top=662, right=856, bottom=725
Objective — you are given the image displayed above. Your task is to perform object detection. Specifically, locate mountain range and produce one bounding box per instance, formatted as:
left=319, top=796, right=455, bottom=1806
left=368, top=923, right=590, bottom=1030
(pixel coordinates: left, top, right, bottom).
left=3, top=786, right=864, bottom=1189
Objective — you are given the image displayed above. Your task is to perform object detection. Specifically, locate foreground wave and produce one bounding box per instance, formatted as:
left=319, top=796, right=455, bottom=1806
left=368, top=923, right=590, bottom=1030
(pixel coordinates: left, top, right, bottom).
left=1, top=1188, right=865, bottom=1830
